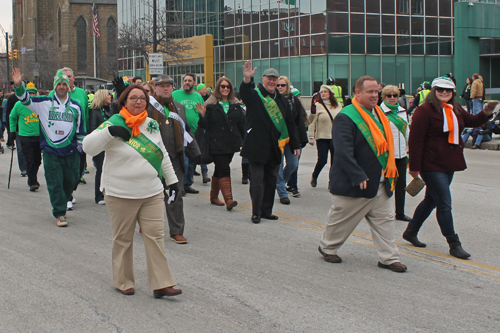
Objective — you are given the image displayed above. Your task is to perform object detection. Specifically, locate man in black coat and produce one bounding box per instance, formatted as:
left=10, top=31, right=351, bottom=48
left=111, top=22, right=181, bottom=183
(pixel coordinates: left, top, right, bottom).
left=317, top=75, right=407, bottom=273
left=240, top=61, right=300, bottom=224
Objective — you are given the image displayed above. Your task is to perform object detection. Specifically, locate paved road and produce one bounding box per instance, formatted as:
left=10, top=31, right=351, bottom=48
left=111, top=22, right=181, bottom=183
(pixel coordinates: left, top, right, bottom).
left=1, top=144, right=499, bottom=332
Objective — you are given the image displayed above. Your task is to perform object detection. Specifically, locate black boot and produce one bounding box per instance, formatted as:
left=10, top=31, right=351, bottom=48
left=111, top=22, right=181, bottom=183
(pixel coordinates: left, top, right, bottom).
left=402, top=223, right=427, bottom=248
left=241, top=163, right=249, bottom=184
left=446, top=234, right=471, bottom=259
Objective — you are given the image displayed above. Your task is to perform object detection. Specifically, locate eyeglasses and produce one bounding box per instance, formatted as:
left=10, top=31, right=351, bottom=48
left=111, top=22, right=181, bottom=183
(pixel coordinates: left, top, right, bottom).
left=386, top=94, right=399, bottom=98
left=436, top=87, right=454, bottom=93
left=277, top=84, right=287, bottom=88
left=220, top=84, right=231, bottom=90
left=128, top=96, right=147, bottom=102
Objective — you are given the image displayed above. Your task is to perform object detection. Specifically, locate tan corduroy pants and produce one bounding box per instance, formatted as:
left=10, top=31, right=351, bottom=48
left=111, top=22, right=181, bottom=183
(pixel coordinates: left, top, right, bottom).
left=105, top=192, right=177, bottom=291
left=319, top=183, right=401, bottom=265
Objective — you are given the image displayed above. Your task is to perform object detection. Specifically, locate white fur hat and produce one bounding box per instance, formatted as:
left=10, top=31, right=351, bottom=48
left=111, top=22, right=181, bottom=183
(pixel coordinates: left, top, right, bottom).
left=431, top=76, right=455, bottom=90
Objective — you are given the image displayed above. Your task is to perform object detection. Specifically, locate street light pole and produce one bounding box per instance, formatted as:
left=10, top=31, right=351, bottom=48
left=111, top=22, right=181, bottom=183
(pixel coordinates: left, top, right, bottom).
left=5, top=32, right=9, bottom=90
left=28, top=17, right=38, bottom=87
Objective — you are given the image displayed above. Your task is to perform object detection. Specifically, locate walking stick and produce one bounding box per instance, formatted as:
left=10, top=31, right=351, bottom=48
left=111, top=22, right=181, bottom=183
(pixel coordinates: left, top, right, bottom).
left=7, top=146, right=14, bottom=189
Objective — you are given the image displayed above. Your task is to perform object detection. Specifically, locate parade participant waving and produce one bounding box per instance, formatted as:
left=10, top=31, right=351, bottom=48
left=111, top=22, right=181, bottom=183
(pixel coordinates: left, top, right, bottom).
left=83, top=84, right=182, bottom=298
left=12, top=68, right=85, bottom=227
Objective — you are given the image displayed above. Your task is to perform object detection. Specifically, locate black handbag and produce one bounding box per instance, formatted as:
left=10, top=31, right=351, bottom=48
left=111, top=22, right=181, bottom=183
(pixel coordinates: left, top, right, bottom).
left=195, top=128, right=213, bottom=164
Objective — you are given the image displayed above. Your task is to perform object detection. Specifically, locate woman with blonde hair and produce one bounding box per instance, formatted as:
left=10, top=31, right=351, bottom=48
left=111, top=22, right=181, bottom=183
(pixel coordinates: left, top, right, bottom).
left=89, top=89, right=113, bottom=204
left=380, top=85, right=410, bottom=221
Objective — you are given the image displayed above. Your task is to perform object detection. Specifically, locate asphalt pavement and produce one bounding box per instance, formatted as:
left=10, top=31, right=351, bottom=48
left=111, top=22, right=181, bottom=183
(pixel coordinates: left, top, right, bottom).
left=0, top=141, right=499, bottom=332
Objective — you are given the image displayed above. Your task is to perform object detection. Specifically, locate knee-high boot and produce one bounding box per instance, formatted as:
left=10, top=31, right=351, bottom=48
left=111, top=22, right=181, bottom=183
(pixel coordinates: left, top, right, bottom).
left=219, top=177, right=238, bottom=211
left=403, top=223, right=427, bottom=247
left=446, top=234, right=471, bottom=259
left=210, top=176, right=224, bottom=206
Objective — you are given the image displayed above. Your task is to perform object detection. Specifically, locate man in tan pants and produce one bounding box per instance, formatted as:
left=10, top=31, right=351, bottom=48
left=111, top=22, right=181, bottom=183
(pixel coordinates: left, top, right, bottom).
left=318, top=76, right=407, bottom=273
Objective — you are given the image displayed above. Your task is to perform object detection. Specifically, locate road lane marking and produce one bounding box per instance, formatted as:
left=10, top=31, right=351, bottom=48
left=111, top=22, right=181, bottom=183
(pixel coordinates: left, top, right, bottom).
left=191, top=193, right=500, bottom=280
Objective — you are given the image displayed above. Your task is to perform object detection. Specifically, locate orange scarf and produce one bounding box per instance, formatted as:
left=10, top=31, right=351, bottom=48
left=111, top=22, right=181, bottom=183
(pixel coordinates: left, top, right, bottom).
left=441, top=103, right=459, bottom=145
left=352, top=97, right=398, bottom=189
left=119, top=107, right=148, bottom=137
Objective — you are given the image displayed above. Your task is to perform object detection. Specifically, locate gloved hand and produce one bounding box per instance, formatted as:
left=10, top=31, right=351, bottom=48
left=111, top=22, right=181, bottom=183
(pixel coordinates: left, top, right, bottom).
left=9, top=132, right=17, bottom=141
left=108, top=126, right=131, bottom=141
left=167, top=182, right=179, bottom=204
left=77, top=140, right=83, bottom=153
left=478, top=130, right=485, bottom=135
left=112, top=76, right=126, bottom=99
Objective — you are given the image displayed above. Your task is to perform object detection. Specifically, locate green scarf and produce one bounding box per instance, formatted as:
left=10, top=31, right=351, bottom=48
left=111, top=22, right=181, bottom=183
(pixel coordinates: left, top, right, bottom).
left=98, top=114, right=164, bottom=178
left=383, top=101, right=408, bottom=140
left=255, top=87, right=289, bottom=153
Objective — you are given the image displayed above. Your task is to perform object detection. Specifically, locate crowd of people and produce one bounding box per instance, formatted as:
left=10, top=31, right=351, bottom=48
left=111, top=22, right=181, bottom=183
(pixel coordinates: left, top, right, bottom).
left=1, top=64, right=497, bottom=298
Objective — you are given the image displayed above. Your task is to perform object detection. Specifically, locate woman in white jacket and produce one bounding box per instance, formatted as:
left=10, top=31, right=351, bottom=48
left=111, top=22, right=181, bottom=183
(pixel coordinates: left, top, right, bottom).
left=83, top=85, right=182, bottom=299
left=380, top=85, right=411, bottom=222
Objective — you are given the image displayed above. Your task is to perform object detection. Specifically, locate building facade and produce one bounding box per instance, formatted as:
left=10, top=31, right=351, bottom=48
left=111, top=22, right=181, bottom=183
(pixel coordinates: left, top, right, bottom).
left=118, top=0, right=500, bottom=96
left=12, top=0, right=118, bottom=89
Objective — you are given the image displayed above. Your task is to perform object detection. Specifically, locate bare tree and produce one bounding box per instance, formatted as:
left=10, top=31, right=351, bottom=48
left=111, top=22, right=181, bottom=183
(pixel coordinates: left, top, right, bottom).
left=118, top=0, right=193, bottom=64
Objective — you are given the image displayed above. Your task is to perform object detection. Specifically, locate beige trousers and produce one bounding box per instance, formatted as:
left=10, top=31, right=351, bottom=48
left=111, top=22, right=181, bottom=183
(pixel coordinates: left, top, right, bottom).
left=105, top=192, right=177, bottom=291
left=319, top=183, right=401, bottom=265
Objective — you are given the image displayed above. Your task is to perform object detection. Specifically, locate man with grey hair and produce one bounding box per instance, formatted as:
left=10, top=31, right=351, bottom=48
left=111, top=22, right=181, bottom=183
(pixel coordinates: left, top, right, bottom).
left=240, top=61, right=300, bottom=224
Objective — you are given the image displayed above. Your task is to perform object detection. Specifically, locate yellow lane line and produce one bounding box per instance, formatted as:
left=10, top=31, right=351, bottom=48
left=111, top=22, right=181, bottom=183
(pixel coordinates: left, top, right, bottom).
left=190, top=193, right=500, bottom=279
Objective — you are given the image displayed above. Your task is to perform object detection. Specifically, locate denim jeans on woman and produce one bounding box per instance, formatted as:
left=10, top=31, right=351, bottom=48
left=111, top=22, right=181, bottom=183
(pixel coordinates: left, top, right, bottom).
left=276, top=144, right=299, bottom=199
left=410, top=171, right=456, bottom=237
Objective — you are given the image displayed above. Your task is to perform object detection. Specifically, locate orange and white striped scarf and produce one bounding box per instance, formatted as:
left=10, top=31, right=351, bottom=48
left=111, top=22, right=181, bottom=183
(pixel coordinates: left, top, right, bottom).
left=441, top=103, right=459, bottom=145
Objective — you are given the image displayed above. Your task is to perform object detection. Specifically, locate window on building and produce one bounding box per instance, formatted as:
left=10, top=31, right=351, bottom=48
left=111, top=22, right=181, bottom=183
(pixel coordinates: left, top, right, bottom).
left=425, top=17, right=438, bottom=35
left=328, top=13, right=349, bottom=33
left=76, top=16, right=87, bottom=73
left=328, top=34, right=349, bottom=53
left=382, top=36, right=396, bottom=54
left=350, top=14, right=365, bottom=33
left=425, top=1, right=438, bottom=16
left=439, top=0, right=452, bottom=17
left=397, top=16, right=409, bottom=34
left=366, top=0, right=380, bottom=13
left=411, top=0, right=423, bottom=15
left=382, top=15, right=395, bottom=34
left=366, top=15, right=380, bottom=34
left=327, top=0, right=348, bottom=12
left=351, top=35, right=365, bottom=54
left=382, top=0, right=395, bottom=14
left=107, top=17, right=117, bottom=75
left=397, top=0, right=409, bottom=14
left=439, top=18, right=452, bottom=36
left=350, top=0, right=364, bottom=13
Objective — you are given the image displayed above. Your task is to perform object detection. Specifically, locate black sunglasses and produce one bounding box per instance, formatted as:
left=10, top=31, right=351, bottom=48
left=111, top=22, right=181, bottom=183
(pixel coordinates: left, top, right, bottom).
left=220, top=84, right=231, bottom=89
left=386, top=94, right=399, bottom=98
left=277, top=84, right=287, bottom=87
left=436, top=87, right=454, bottom=93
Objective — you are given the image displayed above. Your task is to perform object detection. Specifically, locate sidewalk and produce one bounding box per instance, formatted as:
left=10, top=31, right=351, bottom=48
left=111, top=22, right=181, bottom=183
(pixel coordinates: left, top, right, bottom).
left=464, top=134, right=500, bottom=150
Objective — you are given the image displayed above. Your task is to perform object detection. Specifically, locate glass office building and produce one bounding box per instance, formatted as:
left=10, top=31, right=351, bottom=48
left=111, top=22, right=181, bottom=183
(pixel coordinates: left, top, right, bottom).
left=118, top=0, right=500, bottom=95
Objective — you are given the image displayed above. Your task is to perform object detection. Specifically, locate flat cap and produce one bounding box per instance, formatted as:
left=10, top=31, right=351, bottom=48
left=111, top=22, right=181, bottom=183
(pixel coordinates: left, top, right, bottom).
left=262, top=68, right=280, bottom=78
left=154, top=74, right=174, bottom=85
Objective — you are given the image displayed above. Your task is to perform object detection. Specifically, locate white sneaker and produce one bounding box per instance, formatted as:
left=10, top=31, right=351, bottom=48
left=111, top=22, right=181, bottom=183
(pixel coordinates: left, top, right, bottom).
left=97, top=200, right=106, bottom=205
left=71, top=194, right=76, bottom=204
left=67, top=201, right=73, bottom=211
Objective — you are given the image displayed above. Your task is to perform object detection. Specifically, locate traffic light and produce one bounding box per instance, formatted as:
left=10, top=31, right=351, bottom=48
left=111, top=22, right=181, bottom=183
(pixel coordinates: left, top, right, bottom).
left=13, top=49, right=18, bottom=59
left=8, top=51, right=12, bottom=60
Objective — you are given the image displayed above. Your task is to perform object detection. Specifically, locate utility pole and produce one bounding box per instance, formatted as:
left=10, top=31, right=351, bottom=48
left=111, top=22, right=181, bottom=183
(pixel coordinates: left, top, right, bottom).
left=153, top=0, right=157, bottom=52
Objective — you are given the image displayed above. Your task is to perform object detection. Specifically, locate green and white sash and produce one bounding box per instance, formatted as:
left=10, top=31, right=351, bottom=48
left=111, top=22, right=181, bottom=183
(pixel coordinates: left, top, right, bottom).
left=255, top=87, right=289, bottom=153
left=98, top=114, right=164, bottom=177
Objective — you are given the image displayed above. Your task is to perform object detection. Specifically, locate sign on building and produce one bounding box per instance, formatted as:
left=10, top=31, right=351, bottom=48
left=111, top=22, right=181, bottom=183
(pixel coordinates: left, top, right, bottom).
left=149, top=53, right=164, bottom=75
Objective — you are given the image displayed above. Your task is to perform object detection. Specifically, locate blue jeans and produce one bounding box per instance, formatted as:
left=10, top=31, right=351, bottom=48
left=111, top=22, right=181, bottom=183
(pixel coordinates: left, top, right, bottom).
left=201, top=164, right=208, bottom=175
left=287, top=150, right=302, bottom=189
left=183, top=156, right=195, bottom=189
left=276, top=144, right=299, bottom=198
left=410, top=171, right=455, bottom=237
left=462, top=129, right=492, bottom=146
left=471, top=98, right=482, bottom=115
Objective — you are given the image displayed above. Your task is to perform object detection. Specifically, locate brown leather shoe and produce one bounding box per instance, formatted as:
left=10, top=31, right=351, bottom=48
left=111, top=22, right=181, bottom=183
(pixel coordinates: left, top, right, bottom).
left=378, top=261, right=407, bottom=272
left=318, top=246, right=342, bottom=263
left=153, top=287, right=183, bottom=298
left=170, top=234, right=188, bottom=244
left=219, top=177, right=238, bottom=211
left=117, top=288, right=135, bottom=295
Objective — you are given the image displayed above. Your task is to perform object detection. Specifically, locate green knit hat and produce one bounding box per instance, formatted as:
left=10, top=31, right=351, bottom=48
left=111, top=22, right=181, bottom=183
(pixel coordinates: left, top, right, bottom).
left=197, top=83, right=206, bottom=91
left=26, top=82, right=38, bottom=94
left=53, top=69, right=70, bottom=89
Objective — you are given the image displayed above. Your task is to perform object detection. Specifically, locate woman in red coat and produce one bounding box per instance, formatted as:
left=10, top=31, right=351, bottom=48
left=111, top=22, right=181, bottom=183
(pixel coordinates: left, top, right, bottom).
left=403, top=76, right=496, bottom=259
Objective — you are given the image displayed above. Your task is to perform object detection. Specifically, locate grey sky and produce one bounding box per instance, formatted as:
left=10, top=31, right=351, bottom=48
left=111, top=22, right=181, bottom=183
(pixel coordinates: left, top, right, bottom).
left=0, top=4, right=13, bottom=53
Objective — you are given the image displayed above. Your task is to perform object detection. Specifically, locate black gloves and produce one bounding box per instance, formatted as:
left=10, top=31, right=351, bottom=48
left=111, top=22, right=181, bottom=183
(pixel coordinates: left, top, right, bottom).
left=112, top=76, right=126, bottom=100
left=108, top=126, right=131, bottom=141
left=9, top=132, right=17, bottom=140
left=167, top=182, right=179, bottom=203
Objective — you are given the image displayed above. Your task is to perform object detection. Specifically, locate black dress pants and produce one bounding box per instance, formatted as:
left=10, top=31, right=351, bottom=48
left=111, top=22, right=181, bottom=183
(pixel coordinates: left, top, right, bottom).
left=212, top=153, right=234, bottom=178
left=249, top=161, right=280, bottom=216
left=93, top=151, right=105, bottom=203
left=19, top=136, right=41, bottom=186
left=395, top=157, right=408, bottom=215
